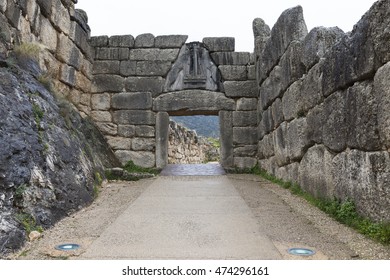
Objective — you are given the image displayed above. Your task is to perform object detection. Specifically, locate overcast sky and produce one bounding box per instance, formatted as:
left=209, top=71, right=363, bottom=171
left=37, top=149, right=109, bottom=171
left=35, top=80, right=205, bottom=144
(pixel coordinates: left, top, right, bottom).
left=75, top=0, right=377, bottom=51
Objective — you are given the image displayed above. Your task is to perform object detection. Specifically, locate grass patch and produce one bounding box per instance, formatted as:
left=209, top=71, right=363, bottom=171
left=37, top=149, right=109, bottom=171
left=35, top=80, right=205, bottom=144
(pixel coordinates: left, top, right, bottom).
left=249, top=165, right=390, bottom=245
left=207, top=137, right=220, bottom=148
left=15, top=213, right=44, bottom=235
left=14, top=42, right=41, bottom=61
left=123, top=160, right=160, bottom=175
left=37, top=73, right=53, bottom=92
left=32, top=103, right=44, bottom=127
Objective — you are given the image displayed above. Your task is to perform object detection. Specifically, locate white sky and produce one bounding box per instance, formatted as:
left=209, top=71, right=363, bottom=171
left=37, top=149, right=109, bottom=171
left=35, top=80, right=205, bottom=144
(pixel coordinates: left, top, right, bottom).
left=75, top=0, right=378, bottom=51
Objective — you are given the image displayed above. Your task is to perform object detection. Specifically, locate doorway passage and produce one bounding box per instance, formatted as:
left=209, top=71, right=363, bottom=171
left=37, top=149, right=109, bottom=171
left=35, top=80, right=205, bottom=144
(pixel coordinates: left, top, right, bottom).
left=160, top=163, right=226, bottom=176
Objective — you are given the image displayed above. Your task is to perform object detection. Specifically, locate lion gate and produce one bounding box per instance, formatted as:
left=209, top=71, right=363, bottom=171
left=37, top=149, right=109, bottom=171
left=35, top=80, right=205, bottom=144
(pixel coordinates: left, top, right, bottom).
left=90, top=35, right=258, bottom=170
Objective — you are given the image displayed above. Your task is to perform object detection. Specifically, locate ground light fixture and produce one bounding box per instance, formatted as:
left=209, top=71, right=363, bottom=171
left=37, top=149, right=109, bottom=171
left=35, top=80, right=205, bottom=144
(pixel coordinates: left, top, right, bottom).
left=55, top=243, right=81, bottom=251
left=287, top=248, right=316, bottom=256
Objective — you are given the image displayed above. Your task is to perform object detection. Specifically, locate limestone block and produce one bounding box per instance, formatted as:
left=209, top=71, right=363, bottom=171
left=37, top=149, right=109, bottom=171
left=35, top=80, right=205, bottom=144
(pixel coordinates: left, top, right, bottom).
left=112, top=110, right=156, bottom=125
left=80, top=59, right=93, bottom=79
left=210, top=52, right=250, bottom=65
left=95, top=47, right=129, bottom=60
left=111, top=92, right=152, bottom=110
left=282, top=80, right=303, bottom=121
left=92, top=75, right=124, bottom=93
left=91, top=93, right=110, bottom=110
left=306, top=104, right=324, bottom=144
left=118, top=125, right=136, bottom=138
left=233, top=111, right=257, bottom=127
left=27, top=1, right=40, bottom=35
left=203, top=37, right=235, bottom=52
left=234, top=145, right=257, bottom=157
left=219, top=111, right=234, bottom=168
left=286, top=117, right=311, bottom=161
left=156, top=112, right=169, bottom=168
left=132, top=138, right=155, bottom=151
left=258, top=6, right=307, bottom=84
left=153, top=90, right=235, bottom=113
left=59, top=64, right=76, bottom=87
left=253, top=18, right=271, bottom=39
left=40, top=16, right=57, bottom=52
left=70, top=21, right=92, bottom=60
left=155, top=35, right=188, bottom=48
left=258, top=133, right=275, bottom=159
left=119, top=61, right=136, bottom=76
left=347, top=81, right=380, bottom=151
left=322, top=90, right=348, bottom=152
left=96, top=122, right=117, bottom=136
left=109, top=35, right=134, bottom=48
left=136, top=126, right=155, bottom=137
left=106, top=136, right=131, bottom=150
left=234, top=157, right=257, bottom=169
left=91, top=111, right=112, bottom=123
left=224, top=81, right=257, bottom=98
left=273, top=122, right=288, bottom=167
left=271, top=98, right=284, bottom=128
left=259, top=66, right=283, bottom=109
left=129, top=48, right=180, bottom=62
left=332, top=150, right=390, bottom=222
left=79, top=93, right=91, bottom=106
left=298, top=144, right=334, bottom=198
left=236, top=98, right=257, bottom=111
left=115, top=150, right=155, bottom=167
left=247, top=65, right=256, bottom=80
left=57, top=33, right=81, bottom=69
left=302, top=27, right=344, bottom=70
left=0, top=0, right=6, bottom=13
left=258, top=156, right=278, bottom=175
left=75, top=71, right=91, bottom=92
left=299, top=61, right=324, bottom=112
left=233, top=127, right=257, bottom=145
left=261, top=107, right=274, bottom=135
left=136, top=61, right=172, bottom=76
left=93, top=61, right=120, bottom=75
left=219, top=65, right=247, bottom=81
left=125, top=77, right=164, bottom=97
left=52, top=0, right=71, bottom=34
left=135, top=33, right=155, bottom=48
left=6, top=1, right=21, bottom=28
left=37, top=0, right=52, bottom=18
left=90, top=36, right=109, bottom=47
left=374, top=63, right=390, bottom=149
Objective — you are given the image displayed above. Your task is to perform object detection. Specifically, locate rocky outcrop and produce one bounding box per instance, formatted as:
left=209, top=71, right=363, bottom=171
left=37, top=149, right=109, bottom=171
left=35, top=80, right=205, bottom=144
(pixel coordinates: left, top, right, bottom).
left=256, top=1, right=390, bottom=222
left=168, top=121, right=218, bottom=164
left=0, top=55, right=119, bottom=257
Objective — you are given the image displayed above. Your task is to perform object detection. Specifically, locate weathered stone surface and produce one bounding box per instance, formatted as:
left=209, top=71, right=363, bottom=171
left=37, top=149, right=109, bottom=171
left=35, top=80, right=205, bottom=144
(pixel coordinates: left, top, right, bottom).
left=234, top=157, right=257, bottom=169
left=135, top=33, right=155, bottom=48
left=271, top=98, right=284, bottom=128
left=136, top=126, right=155, bottom=138
left=306, top=104, right=324, bottom=144
left=233, top=111, right=257, bottom=127
left=52, top=0, right=71, bottom=34
left=119, top=61, right=136, bottom=76
left=156, top=112, right=169, bottom=168
left=260, top=107, right=274, bottom=136
left=57, top=33, right=82, bottom=69
left=203, top=37, right=235, bottom=52
left=273, top=122, right=288, bottom=166
left=106, top=136, right=132, bottom=150
left=92, top=75, right=124, bottom=93
left=153, top=90, right=235, bottom=113
left=332, top=149, right=390, bottom=222
left=233, top=127, right=257, bottom=145
left=91, top=111, right=112, bottom=122
left=234, top=145, right=257, bottom=157
left=210, top=52, right=250, bottom=65
left=90, top=36, right=109, bottom=47
left=322, top=90, right=348, bottom=152
left=258, top=133, right=275, bottom=159
left=298, top=144, right=334, bottom=198
left=299, top=61, right=324, bottom=112
left=253, top=18, right=271, bottom=38
left=40, top=16, right=58, bottom=52
left=258, top=6, right=308, bottom=83
left=236, top=98, right=257, bottom=111
left=93, top=61, right=120, bottom=75
left=112, top=92, right=152, bottom=110
left=373, top=62, right=390, bottom=149
left=346, top=81, right=380, bottom=151
left=129, top=48, right=180, bottom=61
left=5, top=1, right=21, bottom=29
left=113, top=110, right=156, bottom=125
left=95, top=47, right=129, bottom=60
left=302, top=27, right=344, bottom=69
left=219, top=65, right=247, bottom=81
left=91, top=93, right=110, bottom=110
left=132, top=138, right=155, bottom=151
left=282, top=80, right=303, bottom=121
left=109, top=35, right=135, bottom=48
left=247, top=65, right=256, bottom=80
left=224, top=81, right=257, bottom=98
left=286, top=117, right=311, bottom=161
left=59, top=64, right=76, bottom=87
left=115, top=150, right=155, bottom=168
left=117, top=125, right=136, bottom=138
left=125, top=77, right=164, bottom=97
left=37, top=0, right=52, bottom=18
left=155, top=35, right=188, bottom=48
left=136, top=61, right=172, bottom=76
left=258, top=157, right=278, bottom=175
left=219, top=111, right=233, bottom=168
left=164, top=43, right=223, bottom=92
left=96, top=122, right=117, bottom=136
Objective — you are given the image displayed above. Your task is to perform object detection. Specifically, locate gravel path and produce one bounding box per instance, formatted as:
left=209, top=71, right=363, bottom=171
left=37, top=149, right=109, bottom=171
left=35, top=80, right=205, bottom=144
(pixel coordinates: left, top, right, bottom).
left=10, top=174, right=389, bottom=260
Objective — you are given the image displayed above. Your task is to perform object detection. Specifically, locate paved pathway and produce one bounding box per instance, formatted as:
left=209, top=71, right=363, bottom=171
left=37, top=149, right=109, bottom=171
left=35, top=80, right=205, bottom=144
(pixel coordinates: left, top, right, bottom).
left=81, top=172, right=281, bottom=259
left=160, top=162, right=226, bottom=176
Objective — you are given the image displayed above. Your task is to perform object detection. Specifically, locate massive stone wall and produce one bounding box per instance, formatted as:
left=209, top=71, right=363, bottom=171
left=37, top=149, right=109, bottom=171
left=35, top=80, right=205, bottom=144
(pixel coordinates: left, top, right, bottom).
left=0, top=0, right=93, bottom=116
left=255, top=1, right=390, bottom=222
